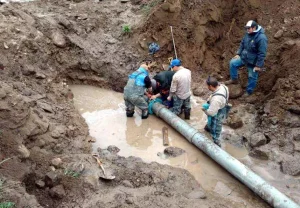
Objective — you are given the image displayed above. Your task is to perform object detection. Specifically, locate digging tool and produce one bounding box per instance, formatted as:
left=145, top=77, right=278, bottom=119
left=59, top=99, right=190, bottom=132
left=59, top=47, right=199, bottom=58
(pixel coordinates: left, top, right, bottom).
left=92, top=155, right=115, bottom=180
left=162, top=127, right=169, bottom=146
left=170, top=26, right=178, bottom=59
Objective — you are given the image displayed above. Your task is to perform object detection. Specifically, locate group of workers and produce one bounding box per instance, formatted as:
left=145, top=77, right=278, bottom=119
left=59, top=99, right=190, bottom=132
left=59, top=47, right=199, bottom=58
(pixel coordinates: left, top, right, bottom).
left=124, top=20, right=268, bottom=147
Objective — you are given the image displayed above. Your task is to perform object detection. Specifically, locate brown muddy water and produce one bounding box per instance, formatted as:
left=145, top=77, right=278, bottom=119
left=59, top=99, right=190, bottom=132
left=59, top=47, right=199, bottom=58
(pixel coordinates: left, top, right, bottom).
left=70, top=85, right=299, bottom=207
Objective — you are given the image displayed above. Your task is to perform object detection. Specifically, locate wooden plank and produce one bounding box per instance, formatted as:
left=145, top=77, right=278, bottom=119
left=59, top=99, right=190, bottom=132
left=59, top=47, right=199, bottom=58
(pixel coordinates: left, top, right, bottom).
left=162, top=127, right=169, bottom=146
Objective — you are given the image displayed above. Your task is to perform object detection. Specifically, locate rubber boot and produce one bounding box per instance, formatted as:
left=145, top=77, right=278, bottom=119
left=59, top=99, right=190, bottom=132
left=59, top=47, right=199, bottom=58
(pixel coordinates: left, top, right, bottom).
left=214, top=140, right=221, bottom=147
left=184, top=108, right=191, bottom=120
left=224, top=79, right=239, bottom=85
left=141, top=109, right=149, bottom=119
left=126, top=110, right=134, bottom=117
left=204, top=124, right=211, bottom=133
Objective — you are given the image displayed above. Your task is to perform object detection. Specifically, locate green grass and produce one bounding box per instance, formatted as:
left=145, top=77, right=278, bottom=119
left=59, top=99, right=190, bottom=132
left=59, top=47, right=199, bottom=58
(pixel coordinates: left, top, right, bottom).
left=141, top=0, right=163, bottom=15
left=64, top=169, right=81, bottom=178
left=122, top=25, right=131, bottom=34
left=0, top=202, right=15, bottom=208
left=0, top=179, right=15, bottom=208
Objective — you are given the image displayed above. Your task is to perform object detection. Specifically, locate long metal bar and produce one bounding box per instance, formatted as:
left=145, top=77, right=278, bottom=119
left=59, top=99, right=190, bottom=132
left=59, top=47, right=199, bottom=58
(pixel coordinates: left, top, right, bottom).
left=170, top=26, right=178, bottom=59
left=152, top=102, right=300, bottom=208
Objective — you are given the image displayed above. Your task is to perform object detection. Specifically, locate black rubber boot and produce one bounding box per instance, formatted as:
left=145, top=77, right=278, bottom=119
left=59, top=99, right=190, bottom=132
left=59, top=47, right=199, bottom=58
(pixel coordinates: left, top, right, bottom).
left=214, top=140, right=221, bottom=147
left=204, top=124, right=211, bottom=133
left=184, top=108, right=191, bottom=120
left=126, top=111, right=134, bottom=117
left=141, top=109, right=149, bottom=119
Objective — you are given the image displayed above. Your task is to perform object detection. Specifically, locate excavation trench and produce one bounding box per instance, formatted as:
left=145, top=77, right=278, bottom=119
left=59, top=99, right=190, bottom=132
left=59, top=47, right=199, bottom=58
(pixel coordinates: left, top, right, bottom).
left=70, top=84, right=270, bottom=206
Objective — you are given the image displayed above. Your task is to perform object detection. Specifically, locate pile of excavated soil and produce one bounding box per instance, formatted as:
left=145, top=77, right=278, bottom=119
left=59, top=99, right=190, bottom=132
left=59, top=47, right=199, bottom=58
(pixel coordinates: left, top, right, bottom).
left=0, top=0, right=299, bottom=207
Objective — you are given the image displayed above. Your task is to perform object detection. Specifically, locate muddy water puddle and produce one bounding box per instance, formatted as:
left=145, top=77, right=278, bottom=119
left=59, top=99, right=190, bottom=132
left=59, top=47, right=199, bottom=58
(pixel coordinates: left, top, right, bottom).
left=70, top=85, right=268, bottom=207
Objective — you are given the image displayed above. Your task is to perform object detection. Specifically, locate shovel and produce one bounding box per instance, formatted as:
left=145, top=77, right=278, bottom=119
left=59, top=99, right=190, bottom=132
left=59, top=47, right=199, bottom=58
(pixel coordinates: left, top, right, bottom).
left=92, top=155, right=115, bottom=180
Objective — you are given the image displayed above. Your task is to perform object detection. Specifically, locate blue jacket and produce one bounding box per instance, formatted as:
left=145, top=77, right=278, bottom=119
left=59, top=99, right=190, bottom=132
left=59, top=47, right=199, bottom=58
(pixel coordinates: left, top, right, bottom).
left=128, top=67, right=148, bottom=87
left=237, top=25, right=268, bottom=68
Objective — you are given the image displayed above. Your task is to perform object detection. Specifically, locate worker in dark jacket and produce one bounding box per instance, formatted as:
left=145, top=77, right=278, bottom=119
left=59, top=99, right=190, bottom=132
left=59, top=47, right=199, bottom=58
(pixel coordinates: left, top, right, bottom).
left=124, top=60, right=153, bottom=119
left=150, top=70, right=175, bottom=108
left=225, top=20, right=268, bottom=98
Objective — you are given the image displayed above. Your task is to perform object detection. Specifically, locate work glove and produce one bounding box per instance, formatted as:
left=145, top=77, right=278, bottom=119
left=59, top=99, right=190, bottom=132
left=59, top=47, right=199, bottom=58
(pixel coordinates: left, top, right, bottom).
left=233, top=55, right=240, bottom=59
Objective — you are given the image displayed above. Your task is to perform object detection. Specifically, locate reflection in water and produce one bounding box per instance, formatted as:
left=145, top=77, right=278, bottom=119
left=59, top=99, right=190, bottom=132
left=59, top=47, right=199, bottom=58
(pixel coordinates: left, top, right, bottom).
left=70, top=85, right=270, bottom=207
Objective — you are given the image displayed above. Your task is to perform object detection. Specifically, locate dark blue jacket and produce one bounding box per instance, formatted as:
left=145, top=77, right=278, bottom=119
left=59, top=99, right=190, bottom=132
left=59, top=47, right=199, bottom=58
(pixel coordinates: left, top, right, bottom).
left=237, top=26, right=268, bottom=68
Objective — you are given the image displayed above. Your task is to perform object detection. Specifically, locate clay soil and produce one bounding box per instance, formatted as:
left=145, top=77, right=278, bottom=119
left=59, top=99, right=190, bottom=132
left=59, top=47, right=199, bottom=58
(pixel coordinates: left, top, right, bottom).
left=0, top=0, right=299, bottom=207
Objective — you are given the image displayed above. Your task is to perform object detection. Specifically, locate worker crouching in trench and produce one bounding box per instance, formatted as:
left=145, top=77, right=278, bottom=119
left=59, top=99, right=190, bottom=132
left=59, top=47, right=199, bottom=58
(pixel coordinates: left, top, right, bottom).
left=124, top=59, right=153, bottom=119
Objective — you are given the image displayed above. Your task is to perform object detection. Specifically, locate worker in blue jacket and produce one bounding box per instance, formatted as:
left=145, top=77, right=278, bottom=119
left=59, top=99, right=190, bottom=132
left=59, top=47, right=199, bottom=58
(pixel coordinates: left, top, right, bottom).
left=124, top=59, right=153, bottom=119
left=225, top=20, right=268, bottom=98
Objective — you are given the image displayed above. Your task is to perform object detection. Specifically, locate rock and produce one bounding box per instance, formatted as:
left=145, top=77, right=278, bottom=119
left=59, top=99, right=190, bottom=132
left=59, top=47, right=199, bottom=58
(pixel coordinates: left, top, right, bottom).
left=17, top=145, right=30, bottom=159
left=263, top=102, right=271, bottom=114
left=227, top=115, right=243, bottom=129
left=45, top=171, right=60, bottom=188
left=138, top=38, right=148, bottom=50
left=125, top=198, right=134, bottom=204
left=281, top=156, right=300, bottom=176
left=130, top=0, right=142, bottom=5
left=51, top=158, right=62, bottom=168
left=164, top=147, right=185, bottom=157
left=248, top=0, right=261, bottom=8
left=22, top=88, right=33, bottom=96
left=274, top=29, right=284, bottom=39
left=284, top=112, right=300, bottom=127
left=37, top=101, right=53, bottom=113
left=35, top=180, right=45, bottom=189
left=250, top=132, right=267, bottom=147
left=249, top=145, right=270, bottom=160
left=282, top=40, right=296, bottom=49
left=49, top=185, right=66, bottom=199
left=20, top=111, right=49, bottom=136
left=228, top=84, right=243, bottom=99
left=51, top=31, right=67, bottom=48
left=193, top=87, right=207, bottom=97
left=51, top=125, right=66, bottom=139
left=287, top=105, right=300, bottom=115
left=36, top=72, right=46, bottom=79
left=35, top=139, right=46, bottom=147
left=214, top=182, right=232, bottom=197
left=185, top=189, right=207, bottom=199
left=49, top=166, right=56, bottom=171
left=120, top=0, right=129, bottom=2
left=295, top=90, right=300, bottom=99
left=22, top=65, right=36, bottom=76
left=294, top=142, right=300, bottom=152
left=0, top=88, right=7, bottom=99
left=107, top=145, right=120, bottom=154
left=289, top=128, right=300, bottom=141
left=161, top=3, right=170, bottom=11
left=122, top=180, right=134, bottom=188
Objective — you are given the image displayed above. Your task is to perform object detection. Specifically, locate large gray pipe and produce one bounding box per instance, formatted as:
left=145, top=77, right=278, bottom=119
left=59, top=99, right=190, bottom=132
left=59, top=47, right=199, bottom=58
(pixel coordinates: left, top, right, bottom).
left=152, top=103, right=300, bottom=208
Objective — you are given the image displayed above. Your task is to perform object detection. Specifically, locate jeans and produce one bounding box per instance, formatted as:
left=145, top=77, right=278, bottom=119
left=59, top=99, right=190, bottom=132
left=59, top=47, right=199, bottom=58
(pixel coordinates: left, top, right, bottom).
left=229, top=57, right=259, bottom=94
left=208, top=107, right=227, bottom=142
left=170, top=95, right=191, bottom=115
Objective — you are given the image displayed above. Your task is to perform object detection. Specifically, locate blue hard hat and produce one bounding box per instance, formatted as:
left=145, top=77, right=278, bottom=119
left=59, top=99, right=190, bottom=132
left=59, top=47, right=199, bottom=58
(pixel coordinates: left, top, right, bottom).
left=169, top=59, right=181, bottom=68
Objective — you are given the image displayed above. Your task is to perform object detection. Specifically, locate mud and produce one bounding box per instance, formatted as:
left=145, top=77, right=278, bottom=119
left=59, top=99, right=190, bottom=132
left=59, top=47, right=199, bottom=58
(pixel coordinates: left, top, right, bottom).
left=0, top=0, right=299, bottom=207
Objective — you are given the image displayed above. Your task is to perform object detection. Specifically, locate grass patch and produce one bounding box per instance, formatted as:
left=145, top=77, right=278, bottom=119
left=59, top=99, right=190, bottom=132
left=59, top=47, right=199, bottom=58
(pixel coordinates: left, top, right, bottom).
left=64, top=169, right=81, bottom=178
left=122, top=25, right=131, bottom=35
left=141, top=0, right=163, bottom=15
left=0, top=202, right=15, bottom=208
